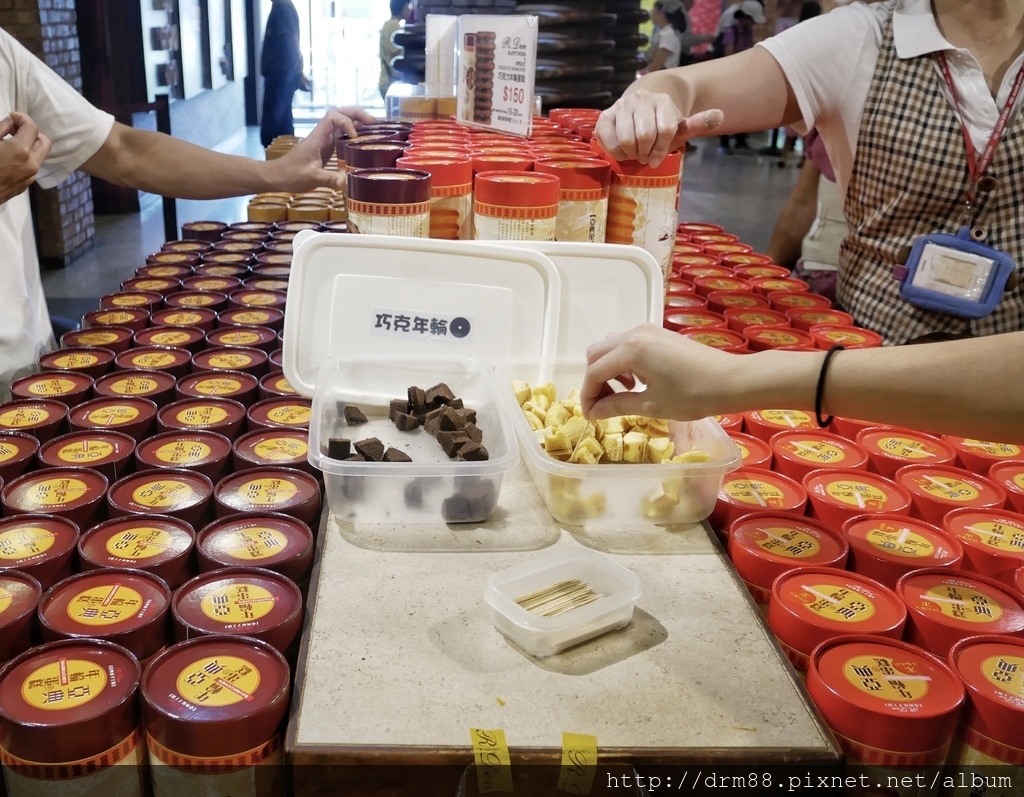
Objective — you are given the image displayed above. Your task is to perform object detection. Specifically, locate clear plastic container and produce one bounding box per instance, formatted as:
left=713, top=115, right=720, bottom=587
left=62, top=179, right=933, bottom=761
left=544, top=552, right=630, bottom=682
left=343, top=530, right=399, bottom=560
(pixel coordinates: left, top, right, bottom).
left=502, top=359, right=742, bottom=526
left=485, top=548, right=641, bottom=657
left=309, top=356, right=518, bottom=524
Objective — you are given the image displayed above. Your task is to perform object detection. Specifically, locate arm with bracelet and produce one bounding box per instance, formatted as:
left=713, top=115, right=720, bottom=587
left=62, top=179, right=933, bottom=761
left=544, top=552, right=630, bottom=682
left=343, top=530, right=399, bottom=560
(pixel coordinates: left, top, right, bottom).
left=580, top=324, right=1024, bottom=443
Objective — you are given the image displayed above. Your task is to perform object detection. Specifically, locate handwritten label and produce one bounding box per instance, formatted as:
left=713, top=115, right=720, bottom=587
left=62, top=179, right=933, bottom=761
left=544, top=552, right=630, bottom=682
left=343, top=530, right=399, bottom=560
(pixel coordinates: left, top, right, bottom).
left=470, top=728, right=513, bottom=793
left=557, top=733, right=597, bottom=794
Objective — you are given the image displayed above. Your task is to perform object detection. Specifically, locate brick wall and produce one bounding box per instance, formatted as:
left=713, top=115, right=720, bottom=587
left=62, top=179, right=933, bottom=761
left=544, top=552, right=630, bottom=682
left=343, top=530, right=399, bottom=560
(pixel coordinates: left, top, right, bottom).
left=0, top=0, right=96, bottom=267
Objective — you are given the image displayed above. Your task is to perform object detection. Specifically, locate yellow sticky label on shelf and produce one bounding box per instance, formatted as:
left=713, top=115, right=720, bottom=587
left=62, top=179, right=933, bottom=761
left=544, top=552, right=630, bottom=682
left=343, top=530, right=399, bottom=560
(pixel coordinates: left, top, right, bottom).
left=470, top=728, right=513, bottom=793
left=557, top=732, right=597, bottom=794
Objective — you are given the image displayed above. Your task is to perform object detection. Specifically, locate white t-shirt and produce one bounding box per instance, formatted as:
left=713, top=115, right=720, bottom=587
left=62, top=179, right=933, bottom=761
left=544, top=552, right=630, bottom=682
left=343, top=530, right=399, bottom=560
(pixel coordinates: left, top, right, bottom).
left=653, top=26, right=684, bottom=70
left=758, top=0, right=1024, bottom=198
left=0, top=27, right=113, bottom=398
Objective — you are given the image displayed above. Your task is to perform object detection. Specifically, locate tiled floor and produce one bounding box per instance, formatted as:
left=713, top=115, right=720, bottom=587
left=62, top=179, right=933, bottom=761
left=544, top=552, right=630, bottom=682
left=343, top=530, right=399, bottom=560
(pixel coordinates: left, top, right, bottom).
left=41, top=128, right=800, bottom=322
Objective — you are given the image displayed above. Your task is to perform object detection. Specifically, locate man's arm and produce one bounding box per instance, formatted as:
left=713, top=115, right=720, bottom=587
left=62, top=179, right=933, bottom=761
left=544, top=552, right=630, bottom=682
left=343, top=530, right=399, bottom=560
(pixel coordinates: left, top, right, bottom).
left=765, top=156, right=820, bottom=268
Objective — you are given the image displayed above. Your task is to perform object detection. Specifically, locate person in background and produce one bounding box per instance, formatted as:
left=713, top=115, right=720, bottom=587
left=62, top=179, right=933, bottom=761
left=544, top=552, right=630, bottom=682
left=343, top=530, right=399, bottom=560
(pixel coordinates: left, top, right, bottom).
left=380, top=0, right=413, bottom=101
left=715, top=1, right=764, bottom=153
left=645, top=0, right=713, bottom=73
left=260, top=0, right=311, bottom=148
left=0, top=25, right=375, bottom=398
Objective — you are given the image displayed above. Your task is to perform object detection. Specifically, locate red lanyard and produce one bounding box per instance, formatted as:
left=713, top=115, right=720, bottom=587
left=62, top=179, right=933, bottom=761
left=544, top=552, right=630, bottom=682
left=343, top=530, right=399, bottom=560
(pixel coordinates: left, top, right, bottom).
left=935, top=50, right=1024, bottom=203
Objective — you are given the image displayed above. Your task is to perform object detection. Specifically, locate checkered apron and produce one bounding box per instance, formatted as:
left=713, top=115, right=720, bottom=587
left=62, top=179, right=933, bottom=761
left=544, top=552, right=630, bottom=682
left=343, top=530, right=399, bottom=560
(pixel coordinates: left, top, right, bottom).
left=839, top=2, right=1024, bottom=344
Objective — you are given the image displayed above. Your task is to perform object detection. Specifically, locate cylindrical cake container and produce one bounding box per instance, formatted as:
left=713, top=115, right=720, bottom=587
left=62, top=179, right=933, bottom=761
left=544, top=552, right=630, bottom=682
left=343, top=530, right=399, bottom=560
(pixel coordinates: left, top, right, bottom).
left=141, top=253, right=197, bottom=273
left=61, top=325, right=135, bottom=354
left=149, top=307, right=219, bottom=333
left=0, top=399, right=68, bottom=442
left=78, top=514, right=195, bottom=589
left=768, top=290, right=832, bottom=314
left=473, top=170, right=560, bottom=243
left=727, top=513, right=847, bottom=610
left=0, top=639, right=144, bottom=797
left=245, top=397, right=312, bottom=433
left=347, top=167, right=432, bottom=238
left=226, top=289, right=287, bottom=313
left=196, top=513, right=314, bottom=585
left=181, top=275, right=243, bottom=295
left=768, top=567, right=907, bottom=672
left=0, top=514, right=79, bottom=589
left=843, top=513, right=964, bottom=588
left=162, top=239, right=213, bottom=255
left=742, top=409, right=817, bottom=442
left=114, top=344, right=193, bottom=379
left=164, top=290, right=229, bottom=315
left=176, top=370, right=260, bottom=407
left=216, top=306, right=285, bottom=332
left=37, top=346, right=115, bottom=379
left=2, top=467, right=108, bottom=528
left=770, top=429, right=869, bottom=483
left=205, top=325, right=279, bottom=354
left=855, top=426, right=958, bottom=479
left=803, top=468, right=912, bottom=528
left=722, top=307, right=790, bottom=333
left=0, top=570, right=42, bottom=662
left=38, top=430, right=136, bottom=481
left=257, top=372, right=298, bottom=400
left=533, top=157, right=611, bottom=244
left=182, top=220, right=227, bottom=242
left=0, top=432, right=38, bottom=484
left=943, top=507, right=1024, bottom=587
left=897, top=568, right=1024, bottom=657
left=93, top=369, right=178, bottom=408
left=232, top=428, right=314, bottom=477
left=157, top=397, right=248, bottom=440
left=83, top=308, right=150, bottom=333
left=120, top=276, right=182, bottom=296
left=99, top=291, right=163, bottom=315
left=681, top=329, right=750, bottom=353
left=107, top=468, right=214, bottom=528
left=989, top=460, right=1024, bottom=514
left=785, top=307, right=855, bottom=332
left=395, top=155, right=474, bottom=240
left=727, top=431, right=774, bottom=469
left=38, top=568, right=171, bottom=662
left=191, top=345, right=269, bottom=378
left=809, top=324, right=884, bottom=350
left=662, top=309, right=727, bottom=332
left=213, top=466, right=321, bottom=525
left=710, top=467, right=808, bottom=535
left=134, top=324, right=207, bottom=353
left=744, top=325, right=818, bottom=352
left=895, top=464, right=1007, bottom=525
left=10, top=371, right=94, bottom=407
left=134, top=430, right=233, bottom=482
left=941, top=435, right=1024, bottom=476
left=67, top=396, right=159, bottom=442
left=750, top=276, right=810, bottom=297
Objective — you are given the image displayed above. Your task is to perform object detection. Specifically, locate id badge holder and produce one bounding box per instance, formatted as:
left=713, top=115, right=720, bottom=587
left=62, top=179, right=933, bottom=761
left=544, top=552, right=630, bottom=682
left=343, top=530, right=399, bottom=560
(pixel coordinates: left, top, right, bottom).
left=894, top=227, right=1016, bottom=319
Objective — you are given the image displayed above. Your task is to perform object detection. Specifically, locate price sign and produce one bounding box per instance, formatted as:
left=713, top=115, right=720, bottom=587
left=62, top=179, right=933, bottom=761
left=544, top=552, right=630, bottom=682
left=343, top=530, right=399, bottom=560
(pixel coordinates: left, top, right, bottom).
left=456, top=15, right=538, bottom=137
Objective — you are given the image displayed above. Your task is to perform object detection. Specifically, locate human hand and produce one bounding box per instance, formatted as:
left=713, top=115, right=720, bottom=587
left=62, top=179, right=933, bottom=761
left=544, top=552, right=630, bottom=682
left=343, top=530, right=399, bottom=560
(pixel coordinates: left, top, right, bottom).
left=268, top=106, right=379, bottom=193
left=595, top=89, right=723, bottom=167
left=0, top=112, right=51, bottom=205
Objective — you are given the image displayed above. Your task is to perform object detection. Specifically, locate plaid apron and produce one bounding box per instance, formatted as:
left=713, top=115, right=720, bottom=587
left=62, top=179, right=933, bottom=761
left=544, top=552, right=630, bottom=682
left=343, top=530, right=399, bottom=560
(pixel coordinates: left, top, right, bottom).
left=839, top=1, right=1024, bottom=344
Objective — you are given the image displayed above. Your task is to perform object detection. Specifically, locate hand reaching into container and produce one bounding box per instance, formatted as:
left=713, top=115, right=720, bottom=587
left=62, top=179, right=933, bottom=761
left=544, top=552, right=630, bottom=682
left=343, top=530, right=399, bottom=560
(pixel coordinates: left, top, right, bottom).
left=270, top=106, right=379, bottom=193
left=0, top=112, right=51, bottom=205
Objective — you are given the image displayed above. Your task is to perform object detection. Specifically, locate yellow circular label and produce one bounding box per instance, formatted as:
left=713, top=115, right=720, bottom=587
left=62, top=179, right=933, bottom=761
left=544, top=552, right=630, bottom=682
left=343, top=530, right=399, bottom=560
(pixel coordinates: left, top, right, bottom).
left=0, top=587, right=12, bottom=616
left=723, top=479, right=787, bottom=507
left=67, top=584, right=144, bottom=627
left=758, top=409, right=814, bottom=429
left=222, top=528, right=289, bottom=561
left=232, top=312, right=271, bottom=324
left=26, top=377, right=76, bottom=397
left=0, top=527, right=56, bottom=560
left=149, top=331, right=192, bottom=346
left=798, top=583, right=877, bottom=623
left=780, top=439, right=847, bottom=465
left=865, top=525, right=936, bottom=559
left=911, top=474, right=981, bottom=502
left=85, top=405, right=140, bottom=427
left=0, top=439, right=22, bottom=463
left=108, top=376, right=159, bottom=395
left=755, top=330, right=801, bottom=345
left=175, top=406, right=229, bottom=426
left=239, top=294, right=277, bottom=306
left=192, top=378, right=243, bottom=396
left=74, top=332, right=119, bottom=346
left=218, top=332, right=260, bottom=346
left=52, top=353, right=99, bottom=369
left=737, top=312, right=779, bottom=326
left=751, top=526, right=821, bottom=558
left=919, top=584, right=1004, bottom=624
left=821, top=329, right=869, bottom=345
left=691, top=333, right=734, bottom=347
left=271, top=377, right=295, bottom=395
left=154, top=441, right=213, bottom=465
left=961, top=440, right=1022, bottom=458
left=0, top=408, right=51, bottom=428
left=252, top=437, right=307, bottom=461
left=105, top=527, right=174, bottom=560
left=208, top=354, right=253, bottom=369
left=200, top=584, right=277, bottom=624
left=147, top=266, right=183, bottom=276
left=192, top=280, right=229, bottom=291
left=177, top=294, right=217, bottom=307
left=175, top=655, right=261, bottom=708
left=162, top=312, right=203, bottom=325
left=265, top=405, right=310, bottom=425
left=110, top=295, right=148, bottom=307
left=22, top=659, right=106, bottom=711
left=875, top=436, right=937, bottom=460
left=95, top=312, right=136, bottom=324
left=131, top=352, right=176, bottom=369
left=958, top=520, right=1024, bottom=553
left=981, top=654, right=1024, bottom=697
left=824, top=480, right=889, bottom=510
left=844, top=655, right=929, bottom=702
left=236, top=477, right=298, bottom=507
left=131, top=479, right=195, bottom=509
left=22, top=478, right=90, bottom=508
left=131, top=280, right=168, bottom=291
left=57, top=440, right=115, bottom=464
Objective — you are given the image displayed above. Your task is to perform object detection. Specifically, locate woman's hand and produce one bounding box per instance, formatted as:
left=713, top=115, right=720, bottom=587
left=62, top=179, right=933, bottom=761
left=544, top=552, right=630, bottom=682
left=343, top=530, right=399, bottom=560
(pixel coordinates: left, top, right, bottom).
left=269, top=106, right=379, bottom=193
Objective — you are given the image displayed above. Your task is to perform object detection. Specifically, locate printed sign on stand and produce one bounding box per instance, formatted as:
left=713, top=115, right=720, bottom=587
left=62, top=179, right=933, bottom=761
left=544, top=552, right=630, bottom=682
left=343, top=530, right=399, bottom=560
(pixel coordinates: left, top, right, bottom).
left=456, top=15, right=538, bottom=138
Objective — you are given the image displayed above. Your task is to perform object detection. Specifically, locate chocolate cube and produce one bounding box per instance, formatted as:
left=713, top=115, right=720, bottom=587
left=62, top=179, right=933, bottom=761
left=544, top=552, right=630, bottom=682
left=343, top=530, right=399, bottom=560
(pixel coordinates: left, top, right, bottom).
left=383, top=447, right=412, bottom=463
left=389, top=399, right=409, bottom=422
left=463, top=423, right=483, bottom=444
left=425, top=382, right=455, bottom=408
left=407, top=386, right=427, bottom=416
left=437, top=431, right=471, bottom=458
left=354, top=437, right=385, bottom=461
left=394, top=412, right=421, bottom=432
left=438, top=406, right=466, bottom=432
left=441, top=494, right=471, bottom=523
left=327, top=438, right=351, bottom=459
left=343, top=405, right=368, bottom=425
left=458, top=444, right=489, bottom=462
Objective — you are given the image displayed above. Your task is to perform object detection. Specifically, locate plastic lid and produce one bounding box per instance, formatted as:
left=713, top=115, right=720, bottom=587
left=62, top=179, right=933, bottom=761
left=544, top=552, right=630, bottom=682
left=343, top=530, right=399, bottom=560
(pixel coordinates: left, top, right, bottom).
left=942, top=436, right=1024, bottom=472
left=682, top=329, right=749, bottom=352
left=0, top=570, right=42, bottom=633
left=141, top=635, right=290, bottom=759
left=84, top=308, right=150, bottom=330
left=100, top=291, right=162, bottom=311
left=10, top=371, right=93, bottom=402
left=246, top=397, right=312, bottom=430
left=722, top=307, right=790, bottom=331
left=743, top=409, right=817, bottom=438
left=115, top=345, right=192, bottom=373
left=68, top=396, right=158, bottom=436
left=79, top=514, right=194, bottom=574
left=752, top=276, right=809, bottom=295
left=804, top=469, right=912, bottom=514
left=475, top=170, right=559, bottom=207
left=214, top=466, right=320, bottom=521
left=181, top=275, right=242, bottom=294
left=150, top=307, right=219, bottom=328
left=61, top=327, right=134, bottom=351
left=692, top=276, right=752, bottom=296
left=157, top=397, right=247, bottom=434
left=0, top=639, right=140, bottom=763
left=989, top=460, right=1024, bottom=510
left=896, top=464, right=1007, bottom=521
left=533, top=157, right=611, bottom=191
left=165, top=291, right=228, bottom=312
left=771, top=430, right=868, bottom=477
left=808, top=636, right=964, bottom=757
left=810, top=324, right=884, bottom=349
left=3, top=467, right=108, bottom=516
left=0, top=515, right=79, bottom=575
left=943, top=507, right=1024, bottom=574
left=898, top=568, right=1024, bottom=636
left=949, top=635, right=1024, bottom=752
left=227, top=289, right=286, bottom=310
left=843, top=513, right=963, bottom=585
left=663, top=310, right=727, bottom=330
left=218, top=307, right=285, bottom=330
left=728, top=514, right=847, bottom=594
left=726, top=432, right=773, bottom=469
left=175, top=372, right=258, bottom=406
left=0, top=431, right=39, bottom=477
left=0, top=399, right=67, bottom=436
left=855, top=426, right=957, bottom=477
left=38, top=430, right=135, bottom=472
left=108, top=468, right=214, bottom=517
left=197, top=512, right=313, bottom=579
left=717, top=468, right=807, bottom=513
left=348, top=168, right=431, bottom=204
left=706, top=291, right=769, bottom=312
left=135, top=430, right=233, bottom=474
left=769, top=568, right=907, bottom=663
left=602, top=149, right=682, bottom=177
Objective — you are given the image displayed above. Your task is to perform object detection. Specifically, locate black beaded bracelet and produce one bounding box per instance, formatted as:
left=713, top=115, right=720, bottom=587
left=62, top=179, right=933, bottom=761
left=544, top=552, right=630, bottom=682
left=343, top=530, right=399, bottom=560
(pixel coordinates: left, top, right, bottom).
left=815, top=344, right=845, bottom=428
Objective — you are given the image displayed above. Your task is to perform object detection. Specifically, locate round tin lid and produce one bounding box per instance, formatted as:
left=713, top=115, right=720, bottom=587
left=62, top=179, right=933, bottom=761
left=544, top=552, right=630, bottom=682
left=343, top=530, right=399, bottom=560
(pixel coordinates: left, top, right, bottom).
left=474, top=170, right=560, bottom=208
left=192, top=262, right=251, bottom=278
left=728, top=513, right=847, bottom=590
left=0, top=639, right=140, bottom=762
left=60, top=326, right=134, bottom=352
left=212, top=240, right=263, bottom=255
left=348, top=168, right=432, bottom=204
left=206, top=326, right=278, bottom=351
left=157, top=397, right=247, bottom=433
left=943, top=508, right=1024, bottom=573
left=246, top=397, right=312, bottom=430
left=182, top=220, right=227, bottom=237
left=855, top=427, right=957, bottom=475
left=258, top=372, right=297, bottom=398
left=692, top=276, right=753, bottom=296
left=771, top=430, right=868, bottom=474
left=804, top=469, right=912, bottom=514
left=0, top=515, right=79, bottom=573
left=844, top=513, right=964, bottom=572
left=0, top=431, right=39, bottom=475
left=228, top=289, right=286, bottom=310
left=712, top=413, right=744, bottom=431
left=897, top=568, right=1024, bottom=635
left=39, top=569, right=170, bottom=641
left=989, top=460, right=1024, bottom=512
left=108, top=469, right=214, bottom=516
left=172, top=567, right=302, bottom=639
left=135, top=429, right=233, bottom=473
left=233, top=429, right=309, bottom=469
left=10, top=371, right=93, bottom=403
left=121, top=277, right=181, bottom=294
left=809, top=324, right=884, bottom=350
left=0, top=570, right=42, bottom=632
left=395, top=155, right=473, bottom=188
left=3, top=468, right=108, bottom=516
left=895, top=464, right=1007, bottom=518
left=0, top=399, right=68, bottom=435
left=134, top=325, right=206, bottom=351
left=141, top=635, right=290, bottom=759
left=162, top=239, right=213, bottom=254
left=150, top=307, right=219, bottom=328
left=79, top=514, right=194, bottom=570
left=192, top=346, right=268, bottom=374
left=83, top=308, right=150, bottom=330
left=197, top=513, right=313, bottom=573
left=808, top=635, right=964, bottom=755
left=114, top=345, right=192, bottom=373
left=252, top=258, right=292, bottom=272
left=677, top=266, right=732, bottom=281
left=745, top=325, right=817, bottom=351
left=717, top=468, right=808, bottom=513
left=217, top=308, right=285, bottom=329
left=38, top=347, right=115, bottom=375
left=165, top=291, right=228, bottom=311
left=181, top=275, right=243, bottom=294
left=68, top=396, right=158, bottom=434
left=94, top=369, right=177, bottom=402
left=176, top=370, right=259, bottom=403
left=726, top=431, right=773, bottom=469
left=99, top=291, right=162, bottom=312
left=38, top=430, right=136, bottom=471
left=942, top=436, right=1024, bottom=474
left=142, top=254, right=196, bottom=271
left=949, top=635, right=1024, bottom=750
left=743, top=409, right=817, bottom=437
left=214, top=467, right=320, bottom=516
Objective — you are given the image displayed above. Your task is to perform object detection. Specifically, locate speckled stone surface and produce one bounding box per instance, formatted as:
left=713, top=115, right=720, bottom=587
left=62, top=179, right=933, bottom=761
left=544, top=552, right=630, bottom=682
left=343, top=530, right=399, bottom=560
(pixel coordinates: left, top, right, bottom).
left=289, top=463, right=835, bottom=757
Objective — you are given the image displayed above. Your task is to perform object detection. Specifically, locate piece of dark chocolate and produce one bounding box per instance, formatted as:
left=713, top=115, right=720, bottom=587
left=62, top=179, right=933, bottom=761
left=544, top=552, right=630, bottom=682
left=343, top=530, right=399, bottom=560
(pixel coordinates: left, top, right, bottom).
left=383, top=447, right=412, bottom=463
left=441, top=494, right=472, bottom=523
left=462, top=479, right=498, bottom=518
left=424, top=382, right=455, bottom=408
left=407, top=385, right=427, bottom=415
left=394, top=412, right=421, bottom=432
left=448, top=397, right=464, bottom=410
left=436, top=431, right=471, bottom=458
left=343, top=405, right=368, bottom=425
left=403, top=480, right=423, bottom=508
left=354, top=437, right=385, bottom=461
left=438, top=406, right=466, bottom=432
left=463, top=423, right=483, bottom=444
left=389, top=399, right=409, bottom=422
left=456, top=407, right=477, bottom=425
left=327, top=438, right=351, bottom=459
left=458, top=444, right=489, bottom=462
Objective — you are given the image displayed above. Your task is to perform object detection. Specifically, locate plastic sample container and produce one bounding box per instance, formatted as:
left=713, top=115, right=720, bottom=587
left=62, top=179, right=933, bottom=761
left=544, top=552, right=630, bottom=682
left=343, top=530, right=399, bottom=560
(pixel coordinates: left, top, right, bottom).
left=770, top=429, right=868, bottom=482
left=897, top=568, right=1024, bottom=656
left=807, top=636, right=964, bottom=767
left=134, top=430, right=233, bottom=481
left=213, top=466, right=321, bottom=525
left=711, top=467, right=807, bottom=534
left=843, top=513, right=963, bottom=588
left=10, top=371, right=94, bottom=407
left=768, top=568, right=907, bottom=671
left=38, top=430, right=136, bottom=481
left=78, top=514, right=195, bottom=589
left=727, top=514, right=848, bottom=608
left=0, top=570, right=41, bottom=662
left=742, top=409, right=817, bottom=442
left=485, top=548, right=641, bottom=657
left=0, top=515, right=79, bottom=589
left=989, top=460, right=1024, bottom=513
left=0, top=399, right=68, bottom=442
left=0, top=431, right=39, bottom=484
left=67, top=396, right=158, bottom=441
left=804, top=469, right=912, bottom=528
left=38, top=569, right=171, bottom=661
left=107, top=468, right=213, bottom=527
left=196, top=512, right=314, bottom=584
left=855, top=426, right=957, bottom=479
left=157, top=397, right=248, bottom=439
left=943, top=507, right=1024, bottom=587
left=2, top=467, right=108, bottom=529
left=895, top=464, right=1007, bottom=525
